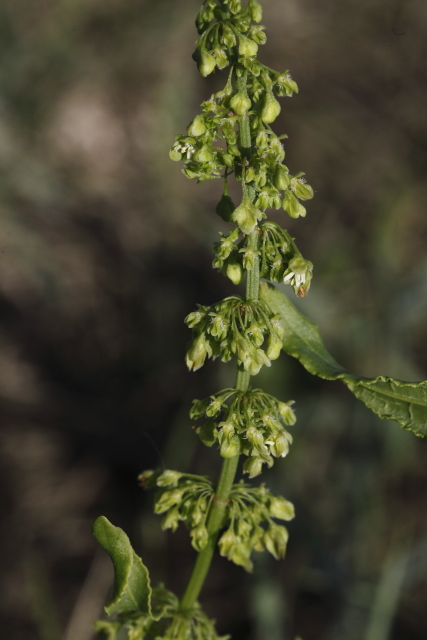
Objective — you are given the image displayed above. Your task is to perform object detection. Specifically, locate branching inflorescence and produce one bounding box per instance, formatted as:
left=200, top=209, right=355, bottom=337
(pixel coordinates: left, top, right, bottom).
left=93, top=2, right=312, bottom=638
left=91, top=1, right=427, bottom=639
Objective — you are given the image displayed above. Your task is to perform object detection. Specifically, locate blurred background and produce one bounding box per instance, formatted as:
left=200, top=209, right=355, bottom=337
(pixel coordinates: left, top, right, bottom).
left=1, top=0, right=427, bottom=639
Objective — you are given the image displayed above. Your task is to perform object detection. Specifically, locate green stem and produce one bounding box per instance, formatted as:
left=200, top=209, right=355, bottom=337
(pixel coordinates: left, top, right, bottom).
left=180, top=88, right=260, bottom=612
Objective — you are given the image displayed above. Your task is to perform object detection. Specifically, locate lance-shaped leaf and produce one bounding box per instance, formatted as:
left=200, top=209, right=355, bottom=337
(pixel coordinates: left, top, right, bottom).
left=93, top=516, right=152, bottom=616
left=260, top=281, right=427, bottom=438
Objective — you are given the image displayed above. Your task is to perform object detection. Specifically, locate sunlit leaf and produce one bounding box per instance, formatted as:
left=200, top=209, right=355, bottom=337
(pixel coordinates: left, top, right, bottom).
left=260, top=282, right=427, bottom=438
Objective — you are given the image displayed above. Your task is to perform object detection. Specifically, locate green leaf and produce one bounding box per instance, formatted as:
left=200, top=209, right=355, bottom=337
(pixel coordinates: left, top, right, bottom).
left=93, top=516, right=152, bottom=616
left=260, top=281, right=427, bottom=438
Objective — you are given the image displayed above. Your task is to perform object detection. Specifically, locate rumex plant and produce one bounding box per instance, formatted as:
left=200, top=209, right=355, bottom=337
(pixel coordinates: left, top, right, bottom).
left=92, top=1, right=427, bottom=639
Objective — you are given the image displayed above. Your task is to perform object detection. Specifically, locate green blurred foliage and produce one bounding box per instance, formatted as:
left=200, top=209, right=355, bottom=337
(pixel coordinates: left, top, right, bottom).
left=0, top=1, right=426, bottom=639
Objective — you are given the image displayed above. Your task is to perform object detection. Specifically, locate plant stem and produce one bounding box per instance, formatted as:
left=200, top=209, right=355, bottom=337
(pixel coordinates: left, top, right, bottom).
left=180, top=231, right=260, bottom=612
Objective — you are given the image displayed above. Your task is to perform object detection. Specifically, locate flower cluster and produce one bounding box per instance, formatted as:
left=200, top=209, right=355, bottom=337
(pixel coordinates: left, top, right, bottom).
left=185, top=296, right=284, bottom=374
left=190, top=388, right=295, bottom=476
left=156, top=606, right=229, bottom=640
left=169, top=0, right=315, bottom=225
left=139, top=470, right=215, bottom=552
left=219, top=481, right=294, bottom=571
left=212, top=221, right=313, bottom=295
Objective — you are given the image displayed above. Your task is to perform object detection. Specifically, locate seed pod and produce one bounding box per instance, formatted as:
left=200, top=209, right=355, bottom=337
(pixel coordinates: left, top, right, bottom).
left=269, top=496, right=295, bottom=521
left=154, top=488, right=185, bottom=514
left=193, top=145, right=213, bottom=163
left=161, top=507, right=180, bottom=532
left=282, top=190, right=306, bottom=218
left=190, top=524, right=209, bottom=551
left=268, top=432, right=290, bottom=458
left=185, top=333, right=210, bottom=371
left=264, top=524, right=289, bottom=560
left=248, top=0, right=263, bottom=22
left=218, top=528, right=238, bottom=557
left=243, top=456, right=263, bottom=478
left=216, top=194, right=236, bottom=223
left=156, top=470, right=182, bottom=487
left=169, top=148, right=182, bottom=161
left=230, top=91, right=251, bottom=116
left=198, top=49, right=216, bottom=77
left=238, top=35, right=258, bottom=57
left=230, top=542, right=253, bottom=572
left=266, top=331, right=282, bottom=360
left=226, top=257, right=244, bottom=285
left=273, top=164, right=290, bottom=190
left=196, top=420, right=218, bottom=447
left=290, top=176, right=314, bottom=200
left=278, top=400, right=296, bottom=425
left=220, top=434, right=241, bottom=458
left=187, top=114, right=207, bottom=137
left=260, top=91, right=281, bottom=124
left=231, top=197, right=262, bottom=234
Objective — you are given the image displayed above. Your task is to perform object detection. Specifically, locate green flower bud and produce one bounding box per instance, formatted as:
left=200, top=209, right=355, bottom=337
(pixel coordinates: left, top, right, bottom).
left=230, top=542, right=253, bottom=572
left=282, top=190, right=306, bottom=218
left=248, top=0, right=263, bottom=22
left=221, top=153, right=234, bottom=168
left=185, top=333, right=210, bottom=371
left=186, top=114, right=207, bottom=137
left=277, top=400, right=296, bottom=425
left=290, top=176, right=314, bottom=200
left=161, top=506, right=180, bottom=532
left=269, top=496, right=295, bottom=521
left=237, top=518, right=253, bottom=539
left=198, top=49, right=217, bottom=77
left=266, top=332, right=282, bottom=360
left=261, top=413, right=281, bottom=431
left=248, top=321, right=264, bottom=346
left=246, top=426, right=264, bottom=450
left=190, top=524, right=209, bottom=551
left=239, top=247, right=260, bottom=271
left=251, top=525, right=266, bottom=551
left=155, top=489, right=184, bottom=514
left=195, top=419, right=218, bottom=447
left=264, top=524, right=289, bottom=560
left=216, top=194, right=236, bottom=222
left=218, top=528, right=238, bottom=558
left=189, top=397, right=210, bottom=419
left=208, top=314, right=229, bottom=341
left=231, top=197, right=262, bottom=234
left=157, top=470, right=183, bottom=487
left=193, top=145, right=213, bottom=163
left=243, top=456, right=263, bottom=478
left=230, top=91, right=252, bottom=116
left=184, top=306, right=208, bottom=328
left=169, top=148, right=182, bottom=161
left=137, top=469, right=158, bottom=488
left=226, top=257, right=244, bottom=285
left=229, top=0, right=242, bottom=15
left=256, top=130, right=268, bottom=149
left=245, top=348, right=271, bottom=376
left=276, top=73, right=299, bottom=96
left=206, top=395, right=224, bottom=416
left=260, top=91, right=281, bottom=124
left=267, top=432, right=290, bottom=458
left=213, top=47, right=229, bottom=70
left=220, top=434, right=241, bottom=458
left=273, top=164, right=290, bottom=190
left=238, top=35, right=258, bottom=58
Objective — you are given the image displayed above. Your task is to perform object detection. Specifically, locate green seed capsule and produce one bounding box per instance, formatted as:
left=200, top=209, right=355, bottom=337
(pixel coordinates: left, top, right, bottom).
left=169, top=148, right=182, bottom=162
left=261, top=91, right=281, bottom=124
left=230, top=91, right=252, bottom=116
left=198, top=49, right=216, bottom=77
left=226, top=258, right=244, bottom=285
left=249, top=0, right=263, bottom=22
left=231, top=197, right=262, bottom=234
left=216, top=193, right=236, bottom=222
left=187, top=115, right=206, bottom=137
left=238, top=35, right=258, bottom=57
left=193, top=145, right=213, bottom=163
left=273, top=164, right=290, bottom=190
